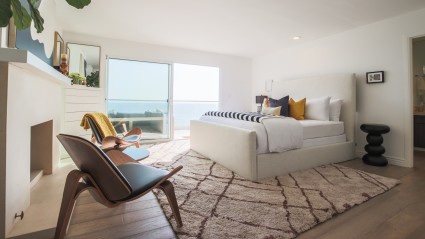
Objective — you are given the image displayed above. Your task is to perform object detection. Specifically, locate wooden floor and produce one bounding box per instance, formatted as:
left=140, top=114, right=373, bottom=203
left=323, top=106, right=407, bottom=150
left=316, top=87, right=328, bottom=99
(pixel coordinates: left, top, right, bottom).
left=65, top=153, right=425, bottom=239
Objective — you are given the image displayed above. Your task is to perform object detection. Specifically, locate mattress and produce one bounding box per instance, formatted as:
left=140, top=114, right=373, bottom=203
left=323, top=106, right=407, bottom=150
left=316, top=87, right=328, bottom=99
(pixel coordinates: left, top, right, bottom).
left=302, top=134, right=346, bottom=148
left=199, top=116, right=345, bottom=154
left=299, top=120, right=344, bottom=139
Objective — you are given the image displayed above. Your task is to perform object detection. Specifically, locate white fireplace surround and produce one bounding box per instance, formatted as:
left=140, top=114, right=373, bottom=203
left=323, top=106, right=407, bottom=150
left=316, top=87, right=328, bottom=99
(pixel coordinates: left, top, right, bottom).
left=0, top=48, right=70, bottom=237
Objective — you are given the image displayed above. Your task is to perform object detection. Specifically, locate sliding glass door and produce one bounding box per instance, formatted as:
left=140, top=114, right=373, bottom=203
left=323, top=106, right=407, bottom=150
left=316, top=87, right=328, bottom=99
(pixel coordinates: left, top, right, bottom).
left=173, top=63, right=219, bottom=139
left=107, top=58, right=171, bottom=140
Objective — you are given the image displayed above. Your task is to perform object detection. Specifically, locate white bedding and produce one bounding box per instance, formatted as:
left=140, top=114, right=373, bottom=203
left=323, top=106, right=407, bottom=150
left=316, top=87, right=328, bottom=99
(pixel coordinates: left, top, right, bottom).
left=199, top=116, right=345, bottom=154
left=300, top=120, right=344, bottom=139
left=302, top=134, right=346, bottom=148
left=199, top=115, right=303, bottom=153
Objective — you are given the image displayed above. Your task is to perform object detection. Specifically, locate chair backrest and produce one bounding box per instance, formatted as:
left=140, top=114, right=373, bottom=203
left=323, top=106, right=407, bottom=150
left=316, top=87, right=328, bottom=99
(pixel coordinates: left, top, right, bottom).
left=57, top=134, right=132, bottom=201
left=87, top=117, right=104, bottom=144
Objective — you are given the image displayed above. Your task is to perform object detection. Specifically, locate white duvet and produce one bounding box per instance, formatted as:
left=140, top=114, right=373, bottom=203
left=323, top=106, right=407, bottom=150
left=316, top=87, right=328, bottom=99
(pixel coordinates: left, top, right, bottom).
left=199, top=115, right=303, bottom=153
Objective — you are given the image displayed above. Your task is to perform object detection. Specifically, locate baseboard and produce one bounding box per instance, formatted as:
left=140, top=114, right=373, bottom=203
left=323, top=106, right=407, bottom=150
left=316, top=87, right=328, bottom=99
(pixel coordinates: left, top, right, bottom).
left=414, top=147, right=425, bottom=152
left=7, top=228, right=54, bottom=239
left=355, top=150, right=409, bottom=167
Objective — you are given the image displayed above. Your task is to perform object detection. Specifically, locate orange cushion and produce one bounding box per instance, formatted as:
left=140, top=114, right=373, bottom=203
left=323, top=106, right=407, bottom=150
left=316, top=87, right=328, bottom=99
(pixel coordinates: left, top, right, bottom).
left=289, top=98, right=306, bottom=120
left=263, top=97, right=269, bottom=107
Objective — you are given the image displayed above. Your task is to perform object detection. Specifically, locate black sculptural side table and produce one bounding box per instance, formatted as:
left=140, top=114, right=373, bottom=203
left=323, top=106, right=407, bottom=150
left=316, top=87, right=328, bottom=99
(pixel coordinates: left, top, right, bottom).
left=360, top=124, right=390, bottom=166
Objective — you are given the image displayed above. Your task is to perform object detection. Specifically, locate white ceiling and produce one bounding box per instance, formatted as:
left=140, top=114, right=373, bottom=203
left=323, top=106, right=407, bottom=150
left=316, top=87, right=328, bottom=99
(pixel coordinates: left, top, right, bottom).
left=55, top=0, right=425, bottom=58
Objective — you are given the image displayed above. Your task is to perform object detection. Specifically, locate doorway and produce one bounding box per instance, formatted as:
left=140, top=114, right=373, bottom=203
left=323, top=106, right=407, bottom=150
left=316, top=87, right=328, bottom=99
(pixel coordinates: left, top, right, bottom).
left=412, top=36, right=425, bottom=166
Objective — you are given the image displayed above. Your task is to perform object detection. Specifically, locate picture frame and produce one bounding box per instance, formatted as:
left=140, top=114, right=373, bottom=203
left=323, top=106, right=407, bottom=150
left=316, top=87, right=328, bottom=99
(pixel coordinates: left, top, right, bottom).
left=53, top=31, right=64, bottom=67
left=366, top=71, right=384, bottom=84
left=7, top=18, right=16, bottom=48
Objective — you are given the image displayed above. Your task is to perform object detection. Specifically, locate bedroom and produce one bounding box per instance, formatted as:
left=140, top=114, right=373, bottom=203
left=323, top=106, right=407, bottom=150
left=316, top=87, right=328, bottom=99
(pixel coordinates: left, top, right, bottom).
left=1, top=0, right=425, bottom=238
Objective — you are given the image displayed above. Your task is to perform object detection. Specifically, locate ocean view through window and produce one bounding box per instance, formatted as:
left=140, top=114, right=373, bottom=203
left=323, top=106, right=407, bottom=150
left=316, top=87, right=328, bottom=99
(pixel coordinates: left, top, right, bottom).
left=173, top=64, right=219, bottom=139
left=107, top=58, right=171, bottom=140
left=106, top=59, right=219, bottom=141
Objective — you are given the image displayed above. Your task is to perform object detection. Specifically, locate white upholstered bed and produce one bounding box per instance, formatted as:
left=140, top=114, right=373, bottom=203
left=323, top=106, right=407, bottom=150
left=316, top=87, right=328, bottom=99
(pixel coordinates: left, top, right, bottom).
left=190, top=74, right=356, bottom=181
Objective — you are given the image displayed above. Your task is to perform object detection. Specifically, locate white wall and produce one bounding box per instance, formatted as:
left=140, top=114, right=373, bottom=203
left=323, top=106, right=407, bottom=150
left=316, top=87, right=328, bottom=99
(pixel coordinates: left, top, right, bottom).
left=252, top=8, right=425, bottom=166
left=63, top=32, right=252, bottom=112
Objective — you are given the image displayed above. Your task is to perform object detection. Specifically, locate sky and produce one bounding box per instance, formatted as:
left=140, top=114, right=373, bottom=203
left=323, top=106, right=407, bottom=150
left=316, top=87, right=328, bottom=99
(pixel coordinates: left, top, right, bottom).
left=108, top=59, right=219, bottom=102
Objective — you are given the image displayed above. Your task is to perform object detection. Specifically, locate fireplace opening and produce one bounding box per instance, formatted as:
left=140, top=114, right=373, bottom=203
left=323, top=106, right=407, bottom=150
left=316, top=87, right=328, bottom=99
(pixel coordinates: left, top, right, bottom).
left=30, top=120, right=53, bottom=188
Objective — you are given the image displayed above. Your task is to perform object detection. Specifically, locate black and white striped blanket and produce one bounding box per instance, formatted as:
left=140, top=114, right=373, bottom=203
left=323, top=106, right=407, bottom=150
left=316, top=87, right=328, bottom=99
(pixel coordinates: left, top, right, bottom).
left=203, top=111, right=269, bottom=123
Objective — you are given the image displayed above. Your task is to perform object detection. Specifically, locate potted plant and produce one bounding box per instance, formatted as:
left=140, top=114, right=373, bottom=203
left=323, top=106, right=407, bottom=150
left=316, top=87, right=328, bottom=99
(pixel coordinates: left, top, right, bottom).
left=68, top=73, right=86, bottom=85
left=0, top=0, right=91, bottom=33
left=86, top=71, right=99, bottom=87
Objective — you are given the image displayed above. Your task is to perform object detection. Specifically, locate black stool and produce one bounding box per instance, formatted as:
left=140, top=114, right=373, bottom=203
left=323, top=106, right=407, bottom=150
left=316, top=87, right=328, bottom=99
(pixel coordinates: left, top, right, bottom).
left=360, top=124, right=390, bottom=166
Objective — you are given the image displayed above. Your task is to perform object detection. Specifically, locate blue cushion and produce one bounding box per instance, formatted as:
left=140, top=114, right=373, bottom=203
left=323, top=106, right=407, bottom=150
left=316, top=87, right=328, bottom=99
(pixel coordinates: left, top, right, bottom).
left=269, top=96, right=289, bottom=116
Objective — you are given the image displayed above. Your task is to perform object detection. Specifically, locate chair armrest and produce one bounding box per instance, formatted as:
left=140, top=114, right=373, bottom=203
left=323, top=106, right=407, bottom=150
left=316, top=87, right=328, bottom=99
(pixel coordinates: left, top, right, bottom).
left=106, top=149, right=137, bottom=166
left=124, top=127, right=142, bottom=138
left=114, top=119, right=129, bottom=135
left=101, top=136, right=121, bottom=150
left=102, top=135, right=139, bottom=151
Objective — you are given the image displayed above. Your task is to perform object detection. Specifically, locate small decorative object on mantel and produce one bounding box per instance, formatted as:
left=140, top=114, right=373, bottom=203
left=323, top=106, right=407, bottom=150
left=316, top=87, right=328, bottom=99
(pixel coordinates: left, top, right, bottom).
left=60, top=53, right=68, bottom=76
left=366, top=71, right=384, bottom=84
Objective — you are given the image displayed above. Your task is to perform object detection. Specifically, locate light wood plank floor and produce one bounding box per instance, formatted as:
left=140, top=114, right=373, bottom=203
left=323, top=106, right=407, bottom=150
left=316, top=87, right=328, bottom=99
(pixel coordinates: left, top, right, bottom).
left=65, top=152, right=425, bottom=239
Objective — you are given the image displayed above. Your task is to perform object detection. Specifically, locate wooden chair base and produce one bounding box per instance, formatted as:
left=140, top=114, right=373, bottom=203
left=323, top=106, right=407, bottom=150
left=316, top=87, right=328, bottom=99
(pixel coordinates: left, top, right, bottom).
left=55, top=167, right=183, bottom=239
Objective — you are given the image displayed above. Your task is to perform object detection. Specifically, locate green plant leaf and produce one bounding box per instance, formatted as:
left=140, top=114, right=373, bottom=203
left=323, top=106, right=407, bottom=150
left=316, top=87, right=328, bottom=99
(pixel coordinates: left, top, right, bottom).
left=29, top=0, right=41, bottom=9
left=28, top=0, right=44, bottom=33
left=66, top=0, right=91, bottom=9
left=0, top=0, right=12, bottom=28
left=10, top=0, right=31, bottom=30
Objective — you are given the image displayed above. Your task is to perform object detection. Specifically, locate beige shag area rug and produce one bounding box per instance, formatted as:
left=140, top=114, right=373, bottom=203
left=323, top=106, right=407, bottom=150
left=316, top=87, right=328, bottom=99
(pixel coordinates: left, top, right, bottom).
left=143, top=140, right=399, bottom=239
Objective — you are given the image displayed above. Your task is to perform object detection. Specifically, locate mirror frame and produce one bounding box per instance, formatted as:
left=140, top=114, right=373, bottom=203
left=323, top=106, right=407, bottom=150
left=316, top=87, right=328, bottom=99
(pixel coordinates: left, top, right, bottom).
left=53, top=31, right=64, bottom=67
left=67, top=42, right=101, bottom=87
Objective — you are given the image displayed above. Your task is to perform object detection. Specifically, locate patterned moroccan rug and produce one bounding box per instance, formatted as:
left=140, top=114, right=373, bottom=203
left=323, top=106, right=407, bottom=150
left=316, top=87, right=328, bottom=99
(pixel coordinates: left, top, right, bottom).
left=143, top=140, right=399, bottom=239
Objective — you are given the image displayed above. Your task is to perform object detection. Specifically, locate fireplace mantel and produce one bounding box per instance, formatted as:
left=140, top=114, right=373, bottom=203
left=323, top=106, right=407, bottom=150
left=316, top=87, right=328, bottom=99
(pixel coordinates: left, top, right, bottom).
left=0, top=49, right=71, bottom=237
left=0, top=48, right=71, bottom=85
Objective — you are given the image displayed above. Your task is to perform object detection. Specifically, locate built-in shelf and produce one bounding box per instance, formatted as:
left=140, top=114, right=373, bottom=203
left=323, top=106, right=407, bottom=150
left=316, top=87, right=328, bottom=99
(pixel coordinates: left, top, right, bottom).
left=0, top=48, right=71, bottom=86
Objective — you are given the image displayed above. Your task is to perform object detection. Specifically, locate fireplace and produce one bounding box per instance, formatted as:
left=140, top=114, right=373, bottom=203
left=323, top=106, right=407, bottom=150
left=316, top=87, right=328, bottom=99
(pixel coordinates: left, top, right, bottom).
left=0, top=48, right=71, bottom=237
left=30, top=120, right=53, bottom=187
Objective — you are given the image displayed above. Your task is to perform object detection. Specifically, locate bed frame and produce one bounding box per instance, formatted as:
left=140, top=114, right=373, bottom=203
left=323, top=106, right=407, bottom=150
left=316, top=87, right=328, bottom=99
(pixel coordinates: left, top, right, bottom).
left=190, top=74, right=356, bottom=181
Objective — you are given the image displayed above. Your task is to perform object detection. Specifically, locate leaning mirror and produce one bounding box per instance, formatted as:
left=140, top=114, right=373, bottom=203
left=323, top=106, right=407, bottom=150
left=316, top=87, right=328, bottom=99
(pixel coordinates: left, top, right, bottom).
left=67, top=43, right=101, bottom=87
left=53, top=32, right=64, bottom=68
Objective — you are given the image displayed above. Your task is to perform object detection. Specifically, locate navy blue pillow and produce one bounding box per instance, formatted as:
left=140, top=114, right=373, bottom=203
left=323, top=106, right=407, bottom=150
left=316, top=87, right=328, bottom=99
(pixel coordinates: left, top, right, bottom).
left=268, top=96, right=289, bottom=116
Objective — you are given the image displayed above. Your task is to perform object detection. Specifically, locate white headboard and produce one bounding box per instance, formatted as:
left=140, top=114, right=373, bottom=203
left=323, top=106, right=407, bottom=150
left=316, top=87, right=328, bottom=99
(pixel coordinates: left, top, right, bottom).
left=271, top=74, right=356, bottom=142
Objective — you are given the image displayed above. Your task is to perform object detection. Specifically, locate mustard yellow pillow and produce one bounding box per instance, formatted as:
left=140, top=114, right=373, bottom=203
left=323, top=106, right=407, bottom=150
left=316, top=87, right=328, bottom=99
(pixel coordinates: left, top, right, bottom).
left=289, top=98, right=306, bottom=120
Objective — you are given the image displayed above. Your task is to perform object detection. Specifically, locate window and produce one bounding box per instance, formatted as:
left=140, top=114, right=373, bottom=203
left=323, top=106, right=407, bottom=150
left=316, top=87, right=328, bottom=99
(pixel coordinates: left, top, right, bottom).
left=173, top=63, right=219, bottom=132
left=107, top=58, right=171, bottom=140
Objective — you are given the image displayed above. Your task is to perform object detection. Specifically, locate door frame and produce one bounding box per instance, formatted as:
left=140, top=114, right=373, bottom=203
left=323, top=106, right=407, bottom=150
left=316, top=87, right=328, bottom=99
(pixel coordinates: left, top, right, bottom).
left=105, top=55, right=174, bottom=143
left=404, top=32, right=425, bottom=167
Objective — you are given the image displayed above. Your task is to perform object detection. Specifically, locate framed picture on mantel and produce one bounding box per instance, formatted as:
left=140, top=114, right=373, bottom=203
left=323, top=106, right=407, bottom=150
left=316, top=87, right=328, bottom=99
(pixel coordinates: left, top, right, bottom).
left=366, top=71, right=384, bottom=84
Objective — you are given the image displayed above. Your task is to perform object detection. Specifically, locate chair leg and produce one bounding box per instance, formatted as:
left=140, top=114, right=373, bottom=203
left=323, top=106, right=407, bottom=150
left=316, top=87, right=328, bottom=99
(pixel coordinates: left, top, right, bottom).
left=55, top=170, right=86, bottom=239
left=159, top=180, right=183, bottom=227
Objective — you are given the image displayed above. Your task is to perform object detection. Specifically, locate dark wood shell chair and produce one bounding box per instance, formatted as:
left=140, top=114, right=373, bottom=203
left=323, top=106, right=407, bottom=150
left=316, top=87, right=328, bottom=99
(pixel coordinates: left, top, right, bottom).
left=86, top=115, right=141, bottom=151
left=55, top=134, right=182, bottom=239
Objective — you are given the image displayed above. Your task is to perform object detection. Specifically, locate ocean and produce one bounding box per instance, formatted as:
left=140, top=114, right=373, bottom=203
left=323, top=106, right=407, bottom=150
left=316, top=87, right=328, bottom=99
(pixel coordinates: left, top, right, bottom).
left=107, top=100, right=218, bottom=130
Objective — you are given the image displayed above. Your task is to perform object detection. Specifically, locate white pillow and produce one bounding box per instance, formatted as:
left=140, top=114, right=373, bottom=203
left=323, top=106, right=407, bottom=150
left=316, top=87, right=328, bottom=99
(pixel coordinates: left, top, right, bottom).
left=329, top=99, right=343, bottom=121
left=305, top=96, right=331, bottom=121
left=261, top=106, right=281, bottom=116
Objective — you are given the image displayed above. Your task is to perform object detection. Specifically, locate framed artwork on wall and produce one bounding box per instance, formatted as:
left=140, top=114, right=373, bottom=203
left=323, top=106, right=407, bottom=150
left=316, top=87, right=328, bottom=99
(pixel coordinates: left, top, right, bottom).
left=366, top=71, right=384, bottom=84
